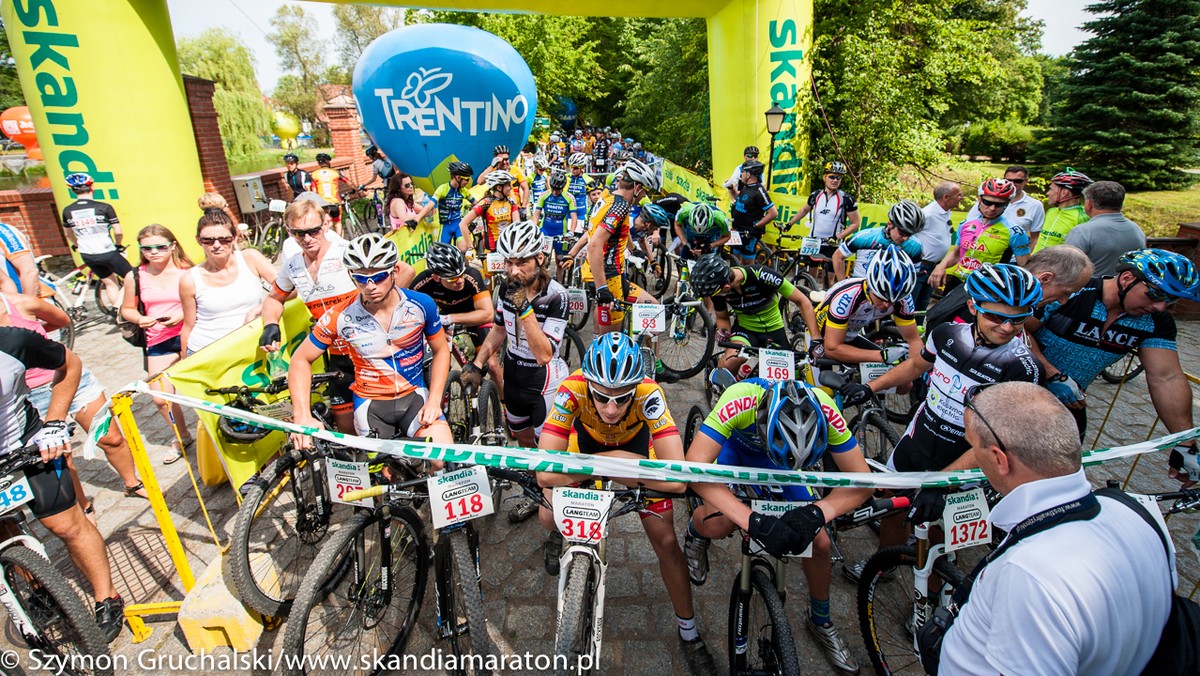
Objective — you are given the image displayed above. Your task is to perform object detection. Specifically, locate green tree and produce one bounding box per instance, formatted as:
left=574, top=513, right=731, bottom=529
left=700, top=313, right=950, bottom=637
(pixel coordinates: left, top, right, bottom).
left=0, top=20, right=25, bottom=111
left=176, top=28, right=271, bottom=161
left=268, top=4, right=326, bottom=123
left=1032, top=0, right=1200, bottom=190
left=332, top=5, right=405, bottom=73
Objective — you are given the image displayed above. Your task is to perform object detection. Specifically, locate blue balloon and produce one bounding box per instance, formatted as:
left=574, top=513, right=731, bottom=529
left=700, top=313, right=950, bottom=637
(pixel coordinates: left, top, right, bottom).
left=555, top=95, right=578, bottom=125
left=353, top=24, right=537, bottom=184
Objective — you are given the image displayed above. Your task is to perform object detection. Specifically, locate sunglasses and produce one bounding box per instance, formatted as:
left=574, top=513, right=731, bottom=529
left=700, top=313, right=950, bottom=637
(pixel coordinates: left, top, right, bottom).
left=198, top=236, right=234, bottom=246
left=979, top=199, right=1007, bottom=209
left=350, top=270, right=392, bottom=285
left=589, top=386, right=636, bottom=406
left=976, top=307, right=1033, bottom=326
left=1142, top=281, right=1177, bottom=304
left=826, top=175, right=843, bottom=180
left=1007, top=178, right=1026, bottom=184
left=964, top=384, right=1008, bottom=454
left=438, top=274, right=464, bottom=283
left=289, top=226, right=323, bottom=239
left=139, top=243, right=171, bottom=252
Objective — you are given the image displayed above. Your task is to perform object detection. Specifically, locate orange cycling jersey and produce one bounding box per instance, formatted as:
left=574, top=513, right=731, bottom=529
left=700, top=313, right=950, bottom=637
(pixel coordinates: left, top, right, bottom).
left=542, top=372, right=678, bottom=449
left=589, top=190, right=632, bottom=277
left=467, top=196, right=518, bottom=249
left=309, top=167, right=345, bottom=204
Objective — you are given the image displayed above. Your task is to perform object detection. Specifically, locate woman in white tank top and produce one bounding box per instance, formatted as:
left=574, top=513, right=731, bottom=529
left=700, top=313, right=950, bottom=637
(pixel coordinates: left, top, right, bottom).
left=180, top=209, right=277, bottom=356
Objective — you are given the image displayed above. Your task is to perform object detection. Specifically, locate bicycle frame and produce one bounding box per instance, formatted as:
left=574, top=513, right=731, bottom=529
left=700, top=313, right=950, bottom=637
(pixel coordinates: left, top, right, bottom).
left=905, top=522, right=955, bottom=647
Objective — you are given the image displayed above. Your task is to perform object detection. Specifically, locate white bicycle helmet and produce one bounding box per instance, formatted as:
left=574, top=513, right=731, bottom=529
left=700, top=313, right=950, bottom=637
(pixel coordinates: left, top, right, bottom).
left=486, top=170, right=515, bottom=188
left=496, top=220, right=545, bottom=260
left=568, top=153, right=588, bottom=167
left=343, top=233, right=399, bottom=271
left=887, top=199, right=926, bottom=236
left=621, top=159, right=662, bottom=193
left=864, top=245, right=917, bottom=303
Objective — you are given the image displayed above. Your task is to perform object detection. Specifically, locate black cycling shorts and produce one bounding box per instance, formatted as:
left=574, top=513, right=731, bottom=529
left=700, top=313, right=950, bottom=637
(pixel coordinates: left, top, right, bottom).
left=352, top=391, right=438, bottom=439
left=325, top=353, right=355, bottom=411
left=729, top=326, right=791, bottom=350
left=504, top=363, right=558, bottom=435
left=81, top=251, right=132, bottom=280
left=23, top=457, right=76, bottom=520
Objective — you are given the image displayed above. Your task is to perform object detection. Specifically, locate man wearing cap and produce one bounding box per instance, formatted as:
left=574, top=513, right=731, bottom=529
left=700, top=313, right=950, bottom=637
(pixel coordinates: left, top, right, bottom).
left=725, top=145, right=760, bottom=199
left=729, top=160, right=776, bottom=265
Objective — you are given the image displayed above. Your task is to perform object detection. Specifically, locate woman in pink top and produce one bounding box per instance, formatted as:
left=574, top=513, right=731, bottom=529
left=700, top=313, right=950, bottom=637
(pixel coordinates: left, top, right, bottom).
left=386, top=172, right=435, bottom=230
left=121, top=224, right=195, bottom=464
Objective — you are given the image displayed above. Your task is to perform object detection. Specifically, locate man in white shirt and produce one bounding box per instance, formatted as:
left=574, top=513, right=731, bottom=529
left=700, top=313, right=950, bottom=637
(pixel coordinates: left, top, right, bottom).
left=939, top=381, right=1173, bottom=676
left=963, top=165, right=1045, bottom=248
left=724, top=145, right=759, bottom=198
left=913, top=181, right=963, bottom=313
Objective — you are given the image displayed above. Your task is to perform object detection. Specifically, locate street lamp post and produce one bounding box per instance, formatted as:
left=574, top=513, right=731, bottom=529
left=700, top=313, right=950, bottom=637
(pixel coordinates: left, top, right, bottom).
left=764, top=104, right=786, bottom=190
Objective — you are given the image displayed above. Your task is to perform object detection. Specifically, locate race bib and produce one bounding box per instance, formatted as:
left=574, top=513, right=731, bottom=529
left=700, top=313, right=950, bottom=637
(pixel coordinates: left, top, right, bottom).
left=553, top=486, right=615, bottom=543
left=632, top=304, right=665, bottom=334
left=758, top=349, right=795, bottom=382
left=750, top=501, right=813, bottom=558
left=254, top=399, right=293, bottom=421
left=567, top=288, right=588, bottom=314
left=859, top=363, right=897, bottom=394
left=943, top=488, right=991, bottom=553
left=799, top=237, right=822, bottom=256
left=428, top=465, right=494, bottom=529
left=728, top=231, right=743, bottom=246
left=0, top=473, right=34, bottom=516
left=326, top=459, right=372, bottom=506
left=486, top=252, right=505, bottom=273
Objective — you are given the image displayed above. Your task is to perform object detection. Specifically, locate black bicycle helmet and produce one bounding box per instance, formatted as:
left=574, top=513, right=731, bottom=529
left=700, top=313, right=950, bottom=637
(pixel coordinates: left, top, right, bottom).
left=549, top=170, right=568, bottom=191
left=448, top=161, right=473, bottom=177
left=218, top=411, right=274, bottom=445
left=365, top=145, right=380, bottom=159
left=691, top=253, right=733, bottom=298
left=426, top=242, right=468, bottom=277
left=741, top=159, right=765, bottom=177
left=282, top=153, right=299, bottom=163
left=743, top=145, right=760, bottom=157
left=493, top=145, right=510, bottom=156
left=315, top=152, right=332, bottom=164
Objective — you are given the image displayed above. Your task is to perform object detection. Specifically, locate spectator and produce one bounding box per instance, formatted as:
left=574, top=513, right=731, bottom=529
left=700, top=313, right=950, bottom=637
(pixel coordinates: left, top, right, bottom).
left=365, top=145, right=396, bottom=187
left=180, top=209, right=276, bottom=356
left=121, top=225, right=195, bottom=464
left=939, top=382, right=1173, bottom=675
left=963, top=165, right=1045, bottom=249
left=282, top=153, right=311, bottom=199
left=1064, top=181, right=1146, bottom=276
left=913, top=182, right=964, bottom=314
left=723, top=145, right=760, bottom=198
left=197, top=193, right=246, bottom=249
left=386, top=172, right=435, bottom=231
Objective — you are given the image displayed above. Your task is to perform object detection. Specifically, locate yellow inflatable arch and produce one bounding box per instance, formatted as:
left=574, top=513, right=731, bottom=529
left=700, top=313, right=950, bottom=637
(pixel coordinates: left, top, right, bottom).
left=2, top=0, right=810, bottom=259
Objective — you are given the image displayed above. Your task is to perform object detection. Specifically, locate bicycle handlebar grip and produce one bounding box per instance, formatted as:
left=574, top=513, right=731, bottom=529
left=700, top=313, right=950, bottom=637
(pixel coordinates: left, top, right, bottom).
left=343, top=485, right=385, bottom=502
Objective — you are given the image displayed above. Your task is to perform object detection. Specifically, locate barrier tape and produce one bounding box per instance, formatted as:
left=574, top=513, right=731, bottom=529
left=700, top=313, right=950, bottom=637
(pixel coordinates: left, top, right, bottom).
left=98, top=382, right=1200, bottom=491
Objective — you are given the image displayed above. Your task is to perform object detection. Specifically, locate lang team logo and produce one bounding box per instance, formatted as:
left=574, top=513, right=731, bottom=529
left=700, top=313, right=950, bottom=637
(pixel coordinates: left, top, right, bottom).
left=371, top=67, right=530, bottom=138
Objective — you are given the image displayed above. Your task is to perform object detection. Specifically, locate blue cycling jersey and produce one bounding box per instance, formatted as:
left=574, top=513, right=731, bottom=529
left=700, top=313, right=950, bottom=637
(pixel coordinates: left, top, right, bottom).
left=837, top=227, right=923, bottom=262
left=566, top=174, right=593, bottom=217
left=530, top=174, right=549, bottom=206
left=536, top=192, right=576, bottom=237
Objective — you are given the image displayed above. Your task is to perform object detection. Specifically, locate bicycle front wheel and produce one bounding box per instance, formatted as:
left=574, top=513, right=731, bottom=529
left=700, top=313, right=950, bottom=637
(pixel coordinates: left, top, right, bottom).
left=657, top=297, right=715, bottom=380
left=445, top=371, right=471, bottom=444
left=561, top=327, right=587, bottom=371
left=49, top=297, right=75, bottom=349
left=281, top=507, right=429, bottom=676
left=850, top=410, right=899, bottom=463
left=727, top=563, right=800, bottom=676
left=858, top=545, right=965, bottom=676
left=230, top=450, right=348, bottom=617
left=567, top=266, right=592, bottom=332
left=683, top=404, right=709, bottom=449
left=445, top=529, right=494, bottom=673
left=1, top=545, right=113, bottom=675
left=553, top=552, right=598, bottom=676
left=475, top=380, right=507, bottom=446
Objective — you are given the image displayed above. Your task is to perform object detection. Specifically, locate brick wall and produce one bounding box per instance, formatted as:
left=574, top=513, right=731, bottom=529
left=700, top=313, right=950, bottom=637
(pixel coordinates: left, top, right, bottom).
left=183, top=76, right=238, bottom=213
left=326, top=104, right=371, bottom=188
left=0, top=189, right=66, bottom=256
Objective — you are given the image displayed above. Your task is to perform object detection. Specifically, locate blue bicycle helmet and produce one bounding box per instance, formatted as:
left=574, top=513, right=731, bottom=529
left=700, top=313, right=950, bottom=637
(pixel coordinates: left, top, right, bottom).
left=864, top=245, right=917, bottom=303
left=582, top=333, right=645, bottom=389
left=755, top=381, right=828, bottom=471
left=65, top=173, right=93, bottom=191
left=966, top=263, right=1043, bottom=310
left=1117, top=249, right=1200, bottom=302
left=639, top=204, right=671, bottom=228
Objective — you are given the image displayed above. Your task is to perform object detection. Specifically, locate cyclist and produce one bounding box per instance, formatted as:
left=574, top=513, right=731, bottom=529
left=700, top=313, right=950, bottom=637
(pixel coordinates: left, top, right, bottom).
left=536, top=333, right=718, bottom=675
left=631, top=203, right=671, bottom=268
left=0, top=326, right=125, bottom=642
left=831, top=199, right=925, bottom=283
left=728, top=159, right=777, bottom=265
left=929, top=178, right=1031, bottom=291
left=62, top=173, right=130, bottom=311
left=545, top=133, right=565, bottom=166
left=411, top=243, right=495, bottom=350
left=282, top=153, right=311, bottom=199
left=683, top=379, right=870, bottom=674
left=962, top=165, right=1045, bottom=250
left=364, top=145, right=396, bottom=187
left=690, top=253, right=820, bottom=374
left=674, top=202, right=730, bottom=260
left=837, top=263, right=1043, bottom=577
left=1025, top=250, right=1199, bottom=467
left=308, top=153, right=351, bottom=231
left=784, top=160, right=862, bottom=252
left=430, top=161, right=477, bottom=253
left=259, top=199, right=372, bottom=434
left=0, top=221, right=38, bottom=296
left=528, top=155, right=551, bottom=207
left=478, top=145, right=530, bottom=212
left=533, top=170, right=579, bottom=255
left=813, top=245, right=922, bottom=365
left=461, top=171, right=520, bottom=252
left=287, top=233, right=452, bottom=445
left=723, top=145, right=760, bottom=197
left=1032, top=169, right=1093, bottom=253
left=565, top=153, right=594, bottom=224
left=589, top=159, right=662, bottom=334
left=461, top=221, right=570, bottom=449
left=592, top=130, right=612, bottom=174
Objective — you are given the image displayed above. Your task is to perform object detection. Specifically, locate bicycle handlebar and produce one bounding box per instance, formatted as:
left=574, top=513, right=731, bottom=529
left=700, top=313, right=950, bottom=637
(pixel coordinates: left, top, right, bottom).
left=205, top=371, right=343, bottom=397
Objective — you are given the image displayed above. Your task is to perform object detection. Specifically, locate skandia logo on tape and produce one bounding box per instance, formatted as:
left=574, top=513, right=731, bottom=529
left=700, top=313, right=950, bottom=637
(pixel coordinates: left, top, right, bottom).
left=354, top=23, right=537, bottom=183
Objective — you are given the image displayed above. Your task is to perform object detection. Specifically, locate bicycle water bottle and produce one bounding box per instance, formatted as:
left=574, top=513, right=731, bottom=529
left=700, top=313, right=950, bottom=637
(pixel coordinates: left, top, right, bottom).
left=267, top=348, right=288, bottom=379
left=737, top=363, right=754, bottom=380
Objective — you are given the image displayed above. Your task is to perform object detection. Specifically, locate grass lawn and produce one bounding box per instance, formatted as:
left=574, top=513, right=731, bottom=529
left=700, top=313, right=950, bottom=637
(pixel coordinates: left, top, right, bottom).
left=904, top=161, right=1200, bottom=238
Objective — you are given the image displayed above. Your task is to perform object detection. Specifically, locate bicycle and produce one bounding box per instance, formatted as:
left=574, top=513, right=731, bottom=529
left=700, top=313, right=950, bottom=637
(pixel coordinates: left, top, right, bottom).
left=813, top=359, right=901, bottom=463
left=355, top=186, right=387, bottom=233
left=1100, top=353, right=1144, bottom=384
left=635, top=255, right=716, bottom=381
left=550, top=482, right=679, bottom=676
left=0, top=447, right=114, bottom=675
left=248, top=199, right=288, bottom=261
left=35, top=254, right=123, bottom=347
left=703, top=340, right=811, bottom=407
left=757, top=232, right=826, bottom=292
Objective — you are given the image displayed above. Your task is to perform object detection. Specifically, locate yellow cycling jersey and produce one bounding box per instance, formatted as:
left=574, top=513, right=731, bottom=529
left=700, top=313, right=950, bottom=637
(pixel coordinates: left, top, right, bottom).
left=542, top=373, right=677, bottom=448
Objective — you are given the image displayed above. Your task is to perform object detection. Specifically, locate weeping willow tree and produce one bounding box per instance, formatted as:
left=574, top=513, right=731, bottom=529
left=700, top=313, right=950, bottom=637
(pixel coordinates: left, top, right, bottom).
left=177, top=28, right=271, bottom=162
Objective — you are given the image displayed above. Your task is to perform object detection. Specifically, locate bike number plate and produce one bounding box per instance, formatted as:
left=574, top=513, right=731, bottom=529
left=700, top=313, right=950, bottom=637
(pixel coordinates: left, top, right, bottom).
left=567, top=288, right=588, bottom=314
left=255, top=399, right=293, bottom=421
left=429, top=465, right=494, bottom=529
left=326, top=459, right=372, bottom=507
left=799, top=237, right=822, bottom=256
left=486, top=253, right=505, bottom=273
left=943, top=488, right=991, bottom=553
left=728, top=230, right=742, bottom=246
left=750, top=501, right=813, bottom=558
left=759, top=349, right=795, bottom=381
left=553, top=487, right=615, bottom=544
left=859, top=362, right=898, bottom=394
left=632, top=304, right=666, bottom=334
left=0, top=474, right=34, bottom=516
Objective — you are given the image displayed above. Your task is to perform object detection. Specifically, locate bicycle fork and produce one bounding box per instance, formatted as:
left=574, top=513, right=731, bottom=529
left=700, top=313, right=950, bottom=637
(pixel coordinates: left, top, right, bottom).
left=730, top=548, right=787, bottom=658
left=0, top=538, right=53, bottom=644
left=556, top=545, right=608, bottom=665
left=908, top=523, right=951, bottom=649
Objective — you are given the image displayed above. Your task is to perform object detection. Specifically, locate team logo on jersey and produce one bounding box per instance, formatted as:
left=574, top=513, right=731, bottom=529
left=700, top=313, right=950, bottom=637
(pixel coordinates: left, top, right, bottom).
left=820, top=403, right=848, bottom=434
left=717, top=396, right=756, bottom=423
left=553, top=388, right=575, bottom=413
left=642, top=391, right=665, bottom=420
left=834, top=291, right=854, bottom=316
left=1016, top=208, right=1026, bottom=217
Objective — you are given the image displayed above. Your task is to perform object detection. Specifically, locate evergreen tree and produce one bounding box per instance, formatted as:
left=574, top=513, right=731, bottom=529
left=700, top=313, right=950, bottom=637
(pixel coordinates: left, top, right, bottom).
left=1033, top=0, right=1200, bottom=190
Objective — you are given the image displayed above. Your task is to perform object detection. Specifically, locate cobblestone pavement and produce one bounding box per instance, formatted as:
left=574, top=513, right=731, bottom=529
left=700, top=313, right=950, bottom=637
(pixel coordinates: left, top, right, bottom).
left=5, top=318, right=1199, bottom=675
